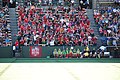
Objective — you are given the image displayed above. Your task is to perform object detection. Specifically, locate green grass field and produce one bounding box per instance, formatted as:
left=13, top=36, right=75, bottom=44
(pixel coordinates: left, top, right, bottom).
left=0, top=58, right=120, bottom=63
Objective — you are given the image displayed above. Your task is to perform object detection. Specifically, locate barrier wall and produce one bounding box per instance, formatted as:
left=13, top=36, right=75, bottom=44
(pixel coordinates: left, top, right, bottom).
left=21, top=46, right=97, bottom=58
left=107, top=46, right=120, bottom=56
left=0, top=46, right=119, bottom=58
left=0, top=47, right=13, bottom=58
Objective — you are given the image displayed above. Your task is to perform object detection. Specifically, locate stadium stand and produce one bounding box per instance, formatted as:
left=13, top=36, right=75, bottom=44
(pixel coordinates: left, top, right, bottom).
left=0, top=6, right=12, bottom=46
left=15, top=3, right=97, bottom=47
left=94, top=6, right=120, bottom=46
left=0, top=0, right=119, bottom=59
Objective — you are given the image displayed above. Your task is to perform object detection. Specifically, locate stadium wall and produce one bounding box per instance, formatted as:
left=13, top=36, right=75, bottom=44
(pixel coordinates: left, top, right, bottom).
left=20, top=46, right=97, bottom=58
left=0, top=47, right=13, bottom=58
left=107, top=46, right=120, bottom=56
left=0, top=46, right=119, bottom=58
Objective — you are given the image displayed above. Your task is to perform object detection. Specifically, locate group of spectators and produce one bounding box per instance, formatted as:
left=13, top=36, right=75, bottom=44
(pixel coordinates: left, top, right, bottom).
left=94, top=6, right=120, bottom=46
left=22, top=0, right=74, bottom=7
left=52, top=46, right=106, bottom=58
left=0, top=6, right=12, bottom=46
left=16, top=4, right=97, bottom=46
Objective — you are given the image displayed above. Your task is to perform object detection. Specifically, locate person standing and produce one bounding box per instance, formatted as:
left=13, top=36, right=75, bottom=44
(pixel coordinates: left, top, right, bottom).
left=15, top=40, right=19, bottom=50
left=12, top=44, right=16, bottom=57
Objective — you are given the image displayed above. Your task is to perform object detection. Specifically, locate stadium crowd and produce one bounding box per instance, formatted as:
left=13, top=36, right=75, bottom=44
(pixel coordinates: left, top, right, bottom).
left=16, top=3, right=97, bottom=47
left=0, top=6, right=12, bottom=46
left=94, top=6, right=120, bottom=46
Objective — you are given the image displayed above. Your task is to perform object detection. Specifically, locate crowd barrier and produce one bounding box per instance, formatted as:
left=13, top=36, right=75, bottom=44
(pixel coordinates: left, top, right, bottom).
left=0, top=47, right=13, bottom=58
left=0, top=46, right=119, bottom=58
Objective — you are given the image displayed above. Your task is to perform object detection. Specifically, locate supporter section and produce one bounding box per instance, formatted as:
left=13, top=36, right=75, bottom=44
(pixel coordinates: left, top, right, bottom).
left=15, top=4, right=97, bottom=47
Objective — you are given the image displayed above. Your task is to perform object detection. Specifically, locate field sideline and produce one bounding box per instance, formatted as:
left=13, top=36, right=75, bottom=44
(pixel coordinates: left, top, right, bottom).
left=0, top=58, right=120, bottom=63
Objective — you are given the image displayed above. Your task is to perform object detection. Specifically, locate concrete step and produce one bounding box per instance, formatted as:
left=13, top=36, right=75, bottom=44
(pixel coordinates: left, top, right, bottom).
left=11, top=26, right=18, bottom=28
left=9, top=8, right=18, bottom=44
left=86, top=9, right=102, bottom=47
left=10, top=18, right=17, bottom=20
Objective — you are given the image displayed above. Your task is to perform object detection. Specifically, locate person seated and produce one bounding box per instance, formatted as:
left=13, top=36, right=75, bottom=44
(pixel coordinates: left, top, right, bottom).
left=83, top=46, right=90, bottom=58
left=84, top=51, right=89, bottom=58
left=53, top=48, right=58, bottom=58
left=58, top=48, right=62, bottom=58
left=73, top=48, right=77, bottom=58
left=65, top=48, right=69, bottom=58
left=69, top=48, right=73, bottom=58
left=62, top=49, right=66, bottom=58
left=96, top=49, right=101, bottom=58
left=91, top=48, right=96, bottom=58
left=76, top=48, right=81, bottom=58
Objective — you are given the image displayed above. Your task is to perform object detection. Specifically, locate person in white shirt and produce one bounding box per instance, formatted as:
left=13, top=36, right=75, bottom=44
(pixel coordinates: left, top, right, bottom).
left=13, top=44, right=16, bottom=57
left=88, top=36, right=92, bottom=45
left=71, top=0, right=74, bottom=6
left=49, top=0, right=52, bottom=5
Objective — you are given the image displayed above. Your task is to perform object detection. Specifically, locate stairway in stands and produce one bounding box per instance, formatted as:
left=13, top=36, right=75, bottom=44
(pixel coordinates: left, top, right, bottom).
left=9, top=8, right=18, bottom=44
left=86, top=9, right=101, bottom=47
left=0, top=0, right=2, bottom=8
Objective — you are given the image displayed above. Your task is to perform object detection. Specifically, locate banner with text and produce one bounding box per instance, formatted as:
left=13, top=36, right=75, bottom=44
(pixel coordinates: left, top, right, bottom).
left=30, top=46, right=42, bottom=58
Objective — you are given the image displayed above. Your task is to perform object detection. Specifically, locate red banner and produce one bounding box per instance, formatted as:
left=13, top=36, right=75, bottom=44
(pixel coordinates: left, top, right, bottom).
left=30, top=46, right=42, bottom=58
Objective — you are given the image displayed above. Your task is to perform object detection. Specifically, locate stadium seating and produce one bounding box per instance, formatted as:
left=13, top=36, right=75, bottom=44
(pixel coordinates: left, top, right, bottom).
left=0, top=6, right=12, bottom=46
left=0, top=0, right=119, bottom=58
left=94, top=6, right=120, bottom=46
left=15, top=4, right=97, bottom=46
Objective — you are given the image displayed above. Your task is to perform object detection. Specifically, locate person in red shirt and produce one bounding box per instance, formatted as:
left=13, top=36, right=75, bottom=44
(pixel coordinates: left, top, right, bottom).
left=24, top=17, right=28, bottom=23
left=91, top=36, right=97, bottom=45
left=20, top=25, right=24, bottom=33
left=15, top=40, right=19, bottom=50
left=75, top=38, right=79, bottom=45
left=21, top=13, right=25, bottom=20
left=20, top=37, right=25, bottom=46
left=80, top=30, right=84, bottom=37
left=29, top=9, right=33, bottom=16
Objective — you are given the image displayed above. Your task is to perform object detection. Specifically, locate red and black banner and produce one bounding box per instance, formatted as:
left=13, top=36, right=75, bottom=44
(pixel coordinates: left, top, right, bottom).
left=30, top=46, right=42, bottom=58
